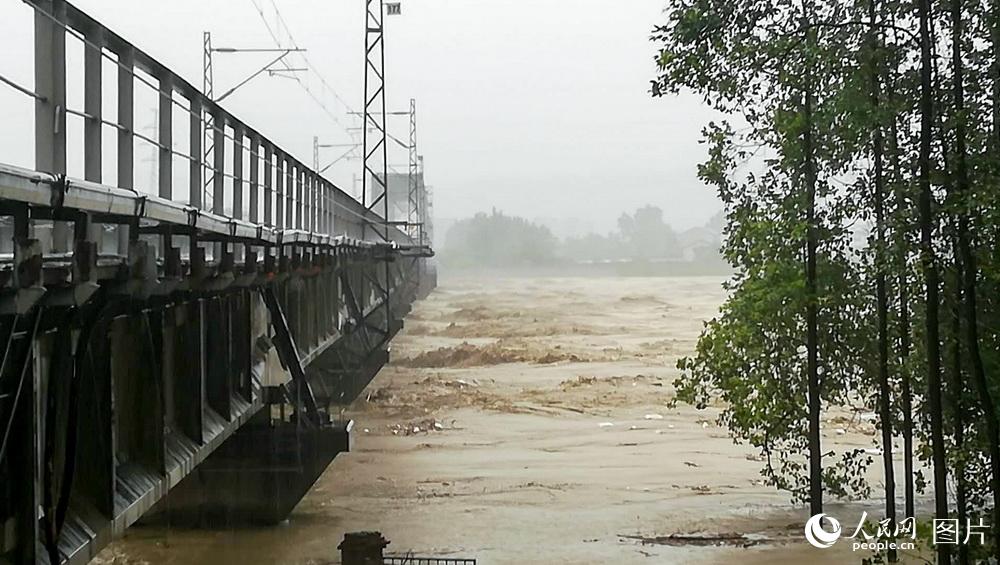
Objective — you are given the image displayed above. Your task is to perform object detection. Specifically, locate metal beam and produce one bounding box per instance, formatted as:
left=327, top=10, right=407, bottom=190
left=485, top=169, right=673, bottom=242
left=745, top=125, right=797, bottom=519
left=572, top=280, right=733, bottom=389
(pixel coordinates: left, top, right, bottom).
left=158, top=75, right=173, bottom=200
left=35, top=0, right=67, bottom=253
left=190, top=96, right=203, bottom=209
left=233, top=125, right=244, bottom=220
left=249, top=136, right=259, bottom=223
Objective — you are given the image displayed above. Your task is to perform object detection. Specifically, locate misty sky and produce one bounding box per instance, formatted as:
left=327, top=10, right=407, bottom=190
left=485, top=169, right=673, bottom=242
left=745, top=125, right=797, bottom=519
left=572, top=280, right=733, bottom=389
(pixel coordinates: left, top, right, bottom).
left=0, top=0, right=723, bottom=235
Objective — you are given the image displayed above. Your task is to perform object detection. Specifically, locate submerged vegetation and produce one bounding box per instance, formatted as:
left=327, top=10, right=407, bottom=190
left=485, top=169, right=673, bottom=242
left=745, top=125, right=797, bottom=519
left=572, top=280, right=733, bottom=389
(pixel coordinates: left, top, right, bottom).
left=654, top=0, right=1000, bottom=561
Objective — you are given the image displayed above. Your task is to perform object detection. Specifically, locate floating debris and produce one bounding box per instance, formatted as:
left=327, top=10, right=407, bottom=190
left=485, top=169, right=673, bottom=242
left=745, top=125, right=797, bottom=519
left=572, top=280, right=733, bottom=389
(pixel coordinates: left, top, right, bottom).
left=619, top=532, right=775, bottom=548
left=388, top=418, right=450, bottom=436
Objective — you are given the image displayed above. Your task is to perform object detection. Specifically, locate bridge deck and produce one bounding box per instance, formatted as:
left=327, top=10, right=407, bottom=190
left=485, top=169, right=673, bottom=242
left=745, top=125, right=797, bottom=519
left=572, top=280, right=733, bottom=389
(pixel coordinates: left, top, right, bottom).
left=0, top=1, right=435, bottom=563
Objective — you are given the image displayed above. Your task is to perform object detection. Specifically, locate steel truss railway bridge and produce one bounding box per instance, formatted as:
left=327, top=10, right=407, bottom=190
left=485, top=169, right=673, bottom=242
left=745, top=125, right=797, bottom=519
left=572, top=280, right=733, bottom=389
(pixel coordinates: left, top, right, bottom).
left=0, top=1, right=435, bottom=563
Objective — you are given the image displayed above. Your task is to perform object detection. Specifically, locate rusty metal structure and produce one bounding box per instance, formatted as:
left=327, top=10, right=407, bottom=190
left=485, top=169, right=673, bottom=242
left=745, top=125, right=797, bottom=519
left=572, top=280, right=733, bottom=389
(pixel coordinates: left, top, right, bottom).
left=0, top=1, right=435, bottom=563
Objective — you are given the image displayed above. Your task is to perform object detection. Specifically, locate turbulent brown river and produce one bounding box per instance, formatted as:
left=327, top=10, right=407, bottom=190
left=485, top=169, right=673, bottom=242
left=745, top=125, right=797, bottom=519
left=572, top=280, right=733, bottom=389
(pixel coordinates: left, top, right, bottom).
left=97, top=275, right=891, bottom=564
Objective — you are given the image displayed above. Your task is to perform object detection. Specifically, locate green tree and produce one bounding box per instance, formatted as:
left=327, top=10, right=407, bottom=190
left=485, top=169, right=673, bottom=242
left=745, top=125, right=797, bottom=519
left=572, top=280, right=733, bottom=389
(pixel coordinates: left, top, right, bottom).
left=653, top=0, right=1000, bottom=556
left=616, top=205, right=680, bottom=259
left=654, top=0, right=879, bottom=512
left=441, top=210, right=558, bottom=268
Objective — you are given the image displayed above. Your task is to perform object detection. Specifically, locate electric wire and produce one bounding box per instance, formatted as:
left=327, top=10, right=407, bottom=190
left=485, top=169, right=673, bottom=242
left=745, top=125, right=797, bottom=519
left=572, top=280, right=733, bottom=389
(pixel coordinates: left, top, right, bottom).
left=17, top=0, right=404, bottom=238
left=24, top=0, right=353, bottom=194
left=251, top=0, right=408, bottom=170
left=247, top=0, right=355, bottom=137
left=268, top=0, right=358, bottom=116
left=0, top=309, right=44, bottom=466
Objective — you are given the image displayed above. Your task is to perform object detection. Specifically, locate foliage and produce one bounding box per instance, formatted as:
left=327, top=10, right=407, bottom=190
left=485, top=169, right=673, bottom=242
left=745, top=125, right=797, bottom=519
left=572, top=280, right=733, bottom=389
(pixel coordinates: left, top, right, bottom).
left=560, top=205, right=682, bottom=262
left=440, top=210, right=559, bottom=268
left=654, top=0, right=1000, bottom=555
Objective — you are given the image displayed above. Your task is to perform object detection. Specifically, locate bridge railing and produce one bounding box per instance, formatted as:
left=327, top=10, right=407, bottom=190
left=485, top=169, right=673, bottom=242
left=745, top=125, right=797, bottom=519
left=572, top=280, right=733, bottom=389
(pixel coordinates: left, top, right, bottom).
left=0, top=0, right=414, bottom=257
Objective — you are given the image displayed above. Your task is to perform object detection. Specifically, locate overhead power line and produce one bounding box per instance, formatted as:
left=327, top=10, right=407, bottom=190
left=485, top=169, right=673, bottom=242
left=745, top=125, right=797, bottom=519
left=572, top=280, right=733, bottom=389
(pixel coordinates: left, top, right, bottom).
left=266, top=0, right=358, bottom=116
left=246, top=0, right=355, bottom=137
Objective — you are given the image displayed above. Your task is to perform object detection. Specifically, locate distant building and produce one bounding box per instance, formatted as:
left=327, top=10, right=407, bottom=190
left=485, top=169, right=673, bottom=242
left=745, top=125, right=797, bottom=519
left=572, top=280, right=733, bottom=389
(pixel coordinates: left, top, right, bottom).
left=368, top=171, right=432, bottom=244
left=367, top=172, right=412, bottom=223
left=678, top=225, right=721, bottom=261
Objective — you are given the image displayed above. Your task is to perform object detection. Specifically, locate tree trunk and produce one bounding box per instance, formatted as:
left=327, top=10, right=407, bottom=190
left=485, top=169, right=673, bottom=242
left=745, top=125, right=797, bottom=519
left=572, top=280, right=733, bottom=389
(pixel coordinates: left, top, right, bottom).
left=918, top=0, right=950, bottom=562
left=992, top=0, right=1000, bottom=150
left=803, top=70, right=822, bottom=519
left=887, top=87, right=915, bottom=521
left=950, top=0, right=1000, bottom=554
left=949, top=235, right=969, bottom=565
left=868, top=5, right=896, bottom=560
left=936, top=47, right=968, bottom=565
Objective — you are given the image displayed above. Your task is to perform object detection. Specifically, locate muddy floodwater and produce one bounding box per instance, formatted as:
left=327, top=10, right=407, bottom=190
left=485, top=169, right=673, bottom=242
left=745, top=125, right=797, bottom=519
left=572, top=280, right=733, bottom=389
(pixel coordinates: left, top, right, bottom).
left=100, top=275, right=900, bottom=564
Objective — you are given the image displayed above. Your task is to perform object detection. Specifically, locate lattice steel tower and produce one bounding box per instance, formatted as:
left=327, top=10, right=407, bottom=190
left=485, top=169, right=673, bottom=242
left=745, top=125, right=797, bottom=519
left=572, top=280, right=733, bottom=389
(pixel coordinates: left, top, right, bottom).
left=202, top=31, right=215, bottom=210
left=407, top=98, right=421, bottom=243
left=362, top=0, right=392, bottom=335
left=362, top=0, right=390, bottom=233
